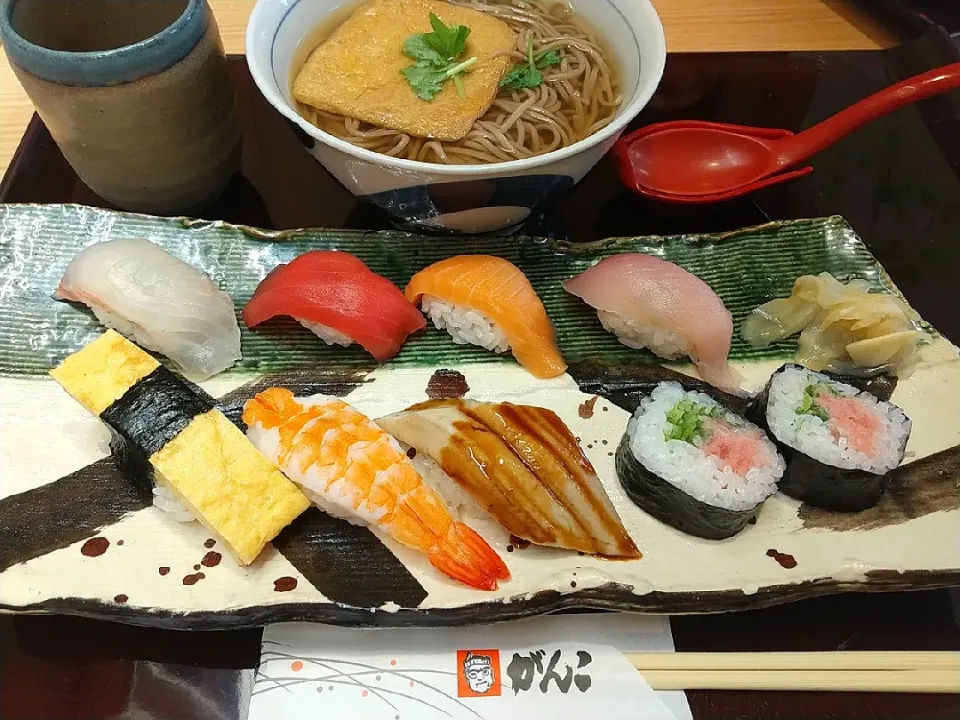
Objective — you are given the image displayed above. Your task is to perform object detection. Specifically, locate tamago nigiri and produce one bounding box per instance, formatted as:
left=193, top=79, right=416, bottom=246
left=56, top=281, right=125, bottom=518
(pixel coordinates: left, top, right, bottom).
left=243, top=251, right=425, bottom=361
left=564, top=253, right=740, bottom=391
left=405, top=255, right=566, bottom=379
left=244, top=388, right=511, bottom=590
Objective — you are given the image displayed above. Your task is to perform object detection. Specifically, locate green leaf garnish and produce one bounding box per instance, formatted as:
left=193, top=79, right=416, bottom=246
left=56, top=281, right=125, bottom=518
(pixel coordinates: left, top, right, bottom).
left=663, top=399, right=722, bottom=444
left=401, top=13, right=475, bottom=101
left=425, top=12, right=470, bottom=60
left=500, top=37, right=563, bottom=91
left=795, top=383, right=832, bottom=421
left=402, top=34, right=446, bottom=66
left=400, top=63, right=446, bottom=101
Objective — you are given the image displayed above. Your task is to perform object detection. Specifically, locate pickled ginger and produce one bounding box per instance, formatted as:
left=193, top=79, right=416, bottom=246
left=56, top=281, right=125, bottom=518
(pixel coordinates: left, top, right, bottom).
left=741, top=273, right=929, bottom=377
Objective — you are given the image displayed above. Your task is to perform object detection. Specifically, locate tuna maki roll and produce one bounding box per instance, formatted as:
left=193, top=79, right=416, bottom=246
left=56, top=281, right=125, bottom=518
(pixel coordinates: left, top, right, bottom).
left=616, top=381, right=785, bottom=539
left=750, top=365, right=911, bottom=511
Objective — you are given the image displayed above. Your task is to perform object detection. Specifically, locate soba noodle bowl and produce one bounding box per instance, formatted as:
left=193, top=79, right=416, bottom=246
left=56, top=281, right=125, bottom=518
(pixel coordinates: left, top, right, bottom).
left=296, top=0, right=621, bottom=165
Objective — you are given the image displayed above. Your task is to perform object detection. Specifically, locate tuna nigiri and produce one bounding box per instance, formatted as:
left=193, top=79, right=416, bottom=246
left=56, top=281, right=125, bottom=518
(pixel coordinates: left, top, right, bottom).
left=563, top=254, right=740, bottom=391
left=405, top=255, right=566, bottom=379
left=243, top=251, right=425, bottom=362
left=55, top=239, right=242, bottom=380
left=243, top=388, right=511, bottom=590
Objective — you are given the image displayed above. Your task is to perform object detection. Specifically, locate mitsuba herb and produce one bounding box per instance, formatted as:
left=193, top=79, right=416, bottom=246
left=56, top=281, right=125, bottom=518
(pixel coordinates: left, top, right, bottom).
left=401, top=13, right=477, bottom=101
left=796, top=383, right=834, bottom=421
left=500, top=36, right=561, bottom=91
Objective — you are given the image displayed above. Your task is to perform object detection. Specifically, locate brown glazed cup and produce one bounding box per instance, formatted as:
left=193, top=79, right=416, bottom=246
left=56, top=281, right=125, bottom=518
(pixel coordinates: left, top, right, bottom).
left=1, top=0, right=241, bottom=214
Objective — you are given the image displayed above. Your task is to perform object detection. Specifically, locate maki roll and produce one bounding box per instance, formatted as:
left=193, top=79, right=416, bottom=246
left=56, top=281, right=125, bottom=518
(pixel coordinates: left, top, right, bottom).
left=616, top=382, right=785, bottom=539
left=750, top=365, right=911, bottom=511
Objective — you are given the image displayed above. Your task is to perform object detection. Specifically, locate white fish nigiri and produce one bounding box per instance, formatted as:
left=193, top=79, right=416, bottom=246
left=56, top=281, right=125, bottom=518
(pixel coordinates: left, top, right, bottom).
left=563, top=253, right=740, bottom=390
left=55, top=239, right=241, bottom=380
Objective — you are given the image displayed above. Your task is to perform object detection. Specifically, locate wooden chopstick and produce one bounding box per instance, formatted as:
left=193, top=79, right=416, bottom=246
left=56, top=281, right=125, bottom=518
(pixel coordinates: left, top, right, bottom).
left=626, top=651, right=960, bottom=672
left=636, top=669, right=959, bottom=693
left=625, top=652, right=960, bottom=693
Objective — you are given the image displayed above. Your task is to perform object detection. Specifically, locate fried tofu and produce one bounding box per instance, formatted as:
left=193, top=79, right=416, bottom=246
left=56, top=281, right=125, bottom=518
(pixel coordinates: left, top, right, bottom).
left=293, top=0, right=516, bottom=142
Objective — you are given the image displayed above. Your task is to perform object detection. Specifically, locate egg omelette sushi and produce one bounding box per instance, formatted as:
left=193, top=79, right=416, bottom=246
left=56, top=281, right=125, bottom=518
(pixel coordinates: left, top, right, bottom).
left=50, top=330, right=310, bottom=566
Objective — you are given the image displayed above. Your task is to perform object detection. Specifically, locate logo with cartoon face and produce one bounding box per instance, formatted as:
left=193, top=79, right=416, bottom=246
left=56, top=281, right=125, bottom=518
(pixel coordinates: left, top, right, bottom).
left=456, top=649, right=501, bottom=697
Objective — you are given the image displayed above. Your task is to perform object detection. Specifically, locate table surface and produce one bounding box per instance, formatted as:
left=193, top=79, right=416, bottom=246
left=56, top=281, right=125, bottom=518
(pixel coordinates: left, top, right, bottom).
left=0, top=0, right=896, bottom=176
left=3, top=2, right=960, bottom=720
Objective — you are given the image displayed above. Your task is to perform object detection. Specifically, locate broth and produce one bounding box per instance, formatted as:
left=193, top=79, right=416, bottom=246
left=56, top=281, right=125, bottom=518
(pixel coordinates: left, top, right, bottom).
left=292, top=0, right=622, bottom=165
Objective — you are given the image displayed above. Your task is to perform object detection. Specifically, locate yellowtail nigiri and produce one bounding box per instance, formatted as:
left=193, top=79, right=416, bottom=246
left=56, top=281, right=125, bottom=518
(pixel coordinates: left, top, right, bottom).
left=243, top=388, right=510, bottom=590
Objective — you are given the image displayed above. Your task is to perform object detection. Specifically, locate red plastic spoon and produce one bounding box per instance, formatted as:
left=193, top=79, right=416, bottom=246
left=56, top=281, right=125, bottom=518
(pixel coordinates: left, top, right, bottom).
left=615, top=62, right=960, bottom=203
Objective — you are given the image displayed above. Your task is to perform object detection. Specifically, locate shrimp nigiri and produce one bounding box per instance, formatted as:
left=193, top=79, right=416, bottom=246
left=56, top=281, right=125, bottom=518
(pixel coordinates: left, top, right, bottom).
left=243, top=388, right=510, bottom=590
left=405, top=255, right=566, bottom=379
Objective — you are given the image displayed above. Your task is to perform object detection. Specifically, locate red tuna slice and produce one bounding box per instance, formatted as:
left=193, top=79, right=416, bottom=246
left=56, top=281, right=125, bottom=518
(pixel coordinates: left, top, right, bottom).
left=243, top=251, right=426, bottom=361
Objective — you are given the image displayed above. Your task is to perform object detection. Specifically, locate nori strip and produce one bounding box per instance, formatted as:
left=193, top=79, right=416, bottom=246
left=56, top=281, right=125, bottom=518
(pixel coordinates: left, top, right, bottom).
left=100, top=367, right=214, bottom=491
left=777, top=451, right=891, bottom=511
left=820, top=367, right=899, bottom=403
left=747, top=364, right=908, bottom=512
left=615, top=436, right=761, bottom=540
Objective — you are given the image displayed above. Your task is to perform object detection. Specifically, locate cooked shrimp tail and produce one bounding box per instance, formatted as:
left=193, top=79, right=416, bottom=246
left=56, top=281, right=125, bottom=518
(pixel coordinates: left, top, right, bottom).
left=429, top=521, right=512, bottom=591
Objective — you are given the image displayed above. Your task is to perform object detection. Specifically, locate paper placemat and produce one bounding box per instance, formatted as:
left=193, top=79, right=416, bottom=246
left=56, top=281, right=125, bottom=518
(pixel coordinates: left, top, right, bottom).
left=247, top=615, right=690, bottom=720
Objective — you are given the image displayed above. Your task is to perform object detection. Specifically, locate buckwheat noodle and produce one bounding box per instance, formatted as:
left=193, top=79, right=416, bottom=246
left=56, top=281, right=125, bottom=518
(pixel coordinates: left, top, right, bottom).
left=296, top=0, right=622, bottom=164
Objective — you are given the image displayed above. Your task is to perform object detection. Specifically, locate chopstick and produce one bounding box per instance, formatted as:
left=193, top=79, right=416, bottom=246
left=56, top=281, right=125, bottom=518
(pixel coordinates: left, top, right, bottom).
left=626, top=652, right=960, bottom=693
left=637, top=669, right=959, bottom=693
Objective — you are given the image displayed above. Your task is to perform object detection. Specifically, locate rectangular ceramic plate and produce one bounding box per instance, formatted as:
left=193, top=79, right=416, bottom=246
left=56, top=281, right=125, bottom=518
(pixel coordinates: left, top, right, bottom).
left=0, top=204, right=957, bottom=629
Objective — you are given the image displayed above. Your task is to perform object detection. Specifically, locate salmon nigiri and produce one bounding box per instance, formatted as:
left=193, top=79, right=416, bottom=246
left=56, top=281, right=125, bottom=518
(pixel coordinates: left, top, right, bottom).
left=243, top=251, right=425, bottom=362
left=243, top=388, right=511, bottom=591
left=405, top=255, right=566, bottom=379
left=563, top=253, right=740, bottom=391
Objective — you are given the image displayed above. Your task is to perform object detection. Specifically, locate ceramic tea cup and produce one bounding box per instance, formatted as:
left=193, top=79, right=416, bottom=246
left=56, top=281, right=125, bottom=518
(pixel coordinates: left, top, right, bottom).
left=0, top=0, right=241, bottom=214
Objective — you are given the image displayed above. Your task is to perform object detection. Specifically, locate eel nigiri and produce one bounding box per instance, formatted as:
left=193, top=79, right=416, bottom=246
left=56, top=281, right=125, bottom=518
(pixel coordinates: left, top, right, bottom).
left=243, top=388, right=511, bottom=590
left=405, top=255, right=566, bottom=379
left=563, top=254, right=740, bottom=391
left=378, top=399, right=641, bottom=558
left=55, top=239, right=242, bottom=380
left=243, top=251, right=425, bottom=362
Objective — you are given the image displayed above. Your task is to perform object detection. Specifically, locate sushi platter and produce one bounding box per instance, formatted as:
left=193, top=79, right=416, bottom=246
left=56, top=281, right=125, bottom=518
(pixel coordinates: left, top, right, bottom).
left=0, top=203, right=958, bottom=629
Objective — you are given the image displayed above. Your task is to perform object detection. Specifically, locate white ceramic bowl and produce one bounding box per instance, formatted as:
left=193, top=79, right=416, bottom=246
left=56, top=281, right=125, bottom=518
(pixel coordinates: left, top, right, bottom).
left=247, top=0, right=666, bottom=233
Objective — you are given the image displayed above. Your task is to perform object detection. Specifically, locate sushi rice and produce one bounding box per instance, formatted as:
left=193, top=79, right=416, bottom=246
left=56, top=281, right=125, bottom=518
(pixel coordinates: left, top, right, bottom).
left=627, top=382, right=784, bottom=511
left=152, top=485, right=195, bottom=523
left=299, top=319, right=354, bottom=348
left=598, top=310, right=691, bottom=359
left=766, top=367, right=910, bottom=474
left=422, top=295, right=509, bottom=353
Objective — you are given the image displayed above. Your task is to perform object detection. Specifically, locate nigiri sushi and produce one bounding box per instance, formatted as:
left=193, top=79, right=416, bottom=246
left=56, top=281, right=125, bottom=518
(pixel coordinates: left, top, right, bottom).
left=243, top=388, right=511, bottom=590
left=378, top=399, right=641, bottom=558
left=55, top=238, right=242, bottom=380
left=405, top=255, right=566, bottom=379
left=243, top=251, right=425, bottom=362
left=563, top=254, right=740, bottom=391
left=50, top=331, right=310, bottom=566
